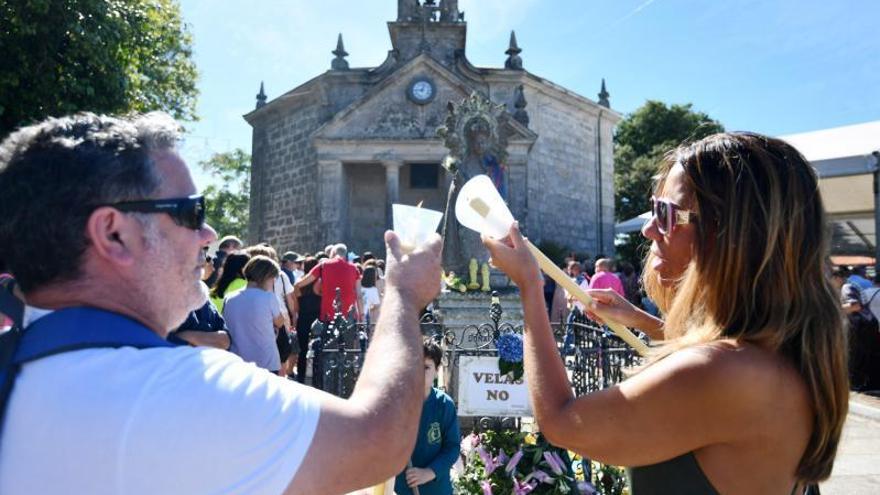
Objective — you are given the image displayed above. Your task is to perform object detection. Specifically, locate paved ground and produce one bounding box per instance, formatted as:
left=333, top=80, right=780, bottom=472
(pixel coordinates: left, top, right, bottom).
left=820, top=392, right=880, bottom=494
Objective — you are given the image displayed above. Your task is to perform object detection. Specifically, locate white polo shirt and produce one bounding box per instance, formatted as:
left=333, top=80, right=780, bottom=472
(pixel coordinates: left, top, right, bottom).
left=0, top=342, right=321, bottom=494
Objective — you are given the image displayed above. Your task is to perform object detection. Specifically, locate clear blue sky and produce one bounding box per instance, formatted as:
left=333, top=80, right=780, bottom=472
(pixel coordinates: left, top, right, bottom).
left=178, top=0, right=879, bottom=189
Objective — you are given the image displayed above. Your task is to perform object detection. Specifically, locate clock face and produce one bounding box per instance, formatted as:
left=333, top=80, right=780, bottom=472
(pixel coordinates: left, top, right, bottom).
left=412, top=81, right=433, bottom=100
left=409, top=78, right=435, bottom=104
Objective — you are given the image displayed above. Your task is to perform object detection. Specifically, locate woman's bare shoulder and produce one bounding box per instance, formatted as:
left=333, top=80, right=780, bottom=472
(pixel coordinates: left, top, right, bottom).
left=659, top=340, right=810, bottom=420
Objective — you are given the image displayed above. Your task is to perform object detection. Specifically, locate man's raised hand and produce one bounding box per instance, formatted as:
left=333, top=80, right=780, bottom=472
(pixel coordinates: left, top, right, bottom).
left=383, top=230, right=443, bottom=309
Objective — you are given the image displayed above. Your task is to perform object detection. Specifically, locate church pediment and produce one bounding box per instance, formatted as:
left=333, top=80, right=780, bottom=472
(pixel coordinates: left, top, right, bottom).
left=313, top=55, right=534, bottom=143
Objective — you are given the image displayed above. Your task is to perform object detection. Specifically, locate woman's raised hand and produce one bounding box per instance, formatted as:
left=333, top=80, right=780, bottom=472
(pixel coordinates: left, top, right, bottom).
left=481, top=222, right=543, bottom=291
left=586, top=289, right=645, bottom=329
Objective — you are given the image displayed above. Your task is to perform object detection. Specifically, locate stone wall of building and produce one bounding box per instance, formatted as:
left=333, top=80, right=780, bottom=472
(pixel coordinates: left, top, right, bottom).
left=598, top=112, right=616, bottom=255
left=250, top=101, right=327, bottom=253
left=245, top=12, right=620, bottom=259
left=521, top=84, right=614, bottom=256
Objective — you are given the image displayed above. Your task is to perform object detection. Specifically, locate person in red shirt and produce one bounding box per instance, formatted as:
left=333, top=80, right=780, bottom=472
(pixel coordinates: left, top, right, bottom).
left=588, top=258, right=625, bottom=297
left=294, top=243, right=363, bottom=322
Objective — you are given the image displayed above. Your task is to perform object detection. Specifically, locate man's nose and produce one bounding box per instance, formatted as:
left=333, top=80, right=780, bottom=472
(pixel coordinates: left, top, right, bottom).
left=200, top=223, right=218, bottom=246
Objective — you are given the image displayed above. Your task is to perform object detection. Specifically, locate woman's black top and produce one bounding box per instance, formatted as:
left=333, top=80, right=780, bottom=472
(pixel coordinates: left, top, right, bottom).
left=627, top=453, right=719, bottom=495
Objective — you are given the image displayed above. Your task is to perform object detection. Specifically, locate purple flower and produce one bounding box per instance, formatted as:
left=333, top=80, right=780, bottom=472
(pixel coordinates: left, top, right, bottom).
left=495, top=450, right=509, bottom=466
left=543, top=451, right=564, bottom=475
left=512, top=479, right=537, bottom=495
left=477, top=446, right=498, bottom=475
left=526, top=469, right=553, bottom=484
left=481, top=480, right=493, bottom=495
left=578, top=480, right=598, bottom=494
left=551, top=452, right=567, bottom=474
left=505, top=449, right=524, bottom=474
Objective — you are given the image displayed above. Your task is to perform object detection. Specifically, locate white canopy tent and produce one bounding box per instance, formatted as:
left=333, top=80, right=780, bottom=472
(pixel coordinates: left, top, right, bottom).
left=614, top=211, right=651, bottom=235
left=780, top=121, right=880, bottom=270
left=614, top=121, right=880, bottom=270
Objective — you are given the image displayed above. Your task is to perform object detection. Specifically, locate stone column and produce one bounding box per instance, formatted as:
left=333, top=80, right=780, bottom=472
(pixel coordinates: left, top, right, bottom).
left=384, top=160, right=402, bottom=228
left=318, top=159, right=345, bottom=245
left=506, top=158, right=528, bottom=233
left=873, top=152, right=880, bottom=277
left=248, top=126, right=268, bottom=244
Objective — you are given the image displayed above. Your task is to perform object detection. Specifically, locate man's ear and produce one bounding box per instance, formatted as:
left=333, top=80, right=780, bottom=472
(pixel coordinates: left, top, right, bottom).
left=85, top=207, right=139, bottom=267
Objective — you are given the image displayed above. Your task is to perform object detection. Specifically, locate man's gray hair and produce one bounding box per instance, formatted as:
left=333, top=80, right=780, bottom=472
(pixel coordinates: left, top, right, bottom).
left=332, top=243, right=348, bottom=258
left=0, top=112, right=182, bottom=292
left=595, top=258, right=614, bottom=272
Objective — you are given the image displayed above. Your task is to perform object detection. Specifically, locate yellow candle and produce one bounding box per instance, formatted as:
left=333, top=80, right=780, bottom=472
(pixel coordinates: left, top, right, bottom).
left=469, top=197, right=650, bottom=356
left=525, top=241, right=650, bottom=356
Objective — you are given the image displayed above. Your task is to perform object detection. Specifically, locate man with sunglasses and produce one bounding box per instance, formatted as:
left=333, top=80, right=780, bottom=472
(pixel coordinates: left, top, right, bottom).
left=0, top=112, right=444, bottom=494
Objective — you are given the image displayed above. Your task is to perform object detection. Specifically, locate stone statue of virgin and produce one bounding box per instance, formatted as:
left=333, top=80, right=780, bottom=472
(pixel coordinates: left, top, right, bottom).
left=437, top=93, right=510, bottom=289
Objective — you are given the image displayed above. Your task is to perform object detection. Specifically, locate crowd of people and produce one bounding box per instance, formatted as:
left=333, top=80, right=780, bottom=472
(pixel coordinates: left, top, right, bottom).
left=0, top=110, right=873, bottom=494
left=165, top=231, right=391, bottom=384
left=551, top=251, right=880, bottom=396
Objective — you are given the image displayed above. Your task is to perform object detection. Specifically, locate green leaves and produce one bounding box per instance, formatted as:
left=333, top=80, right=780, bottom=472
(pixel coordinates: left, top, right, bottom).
left=498, top=358, right=524, bottom=382
left=200, top=149, right=250, bottom=240
left=613, top=101, right=723, bottom=264
left=0, top=0, right=198, bottom=137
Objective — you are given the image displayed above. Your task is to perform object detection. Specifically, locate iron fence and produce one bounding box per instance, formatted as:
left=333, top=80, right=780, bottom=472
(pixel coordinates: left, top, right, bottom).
left=307, top=290, right=645, bottom=413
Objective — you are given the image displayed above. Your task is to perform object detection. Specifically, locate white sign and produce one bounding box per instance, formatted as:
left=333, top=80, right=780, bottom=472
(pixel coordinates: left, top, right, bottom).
left=457, top=355, right=532, bottom=417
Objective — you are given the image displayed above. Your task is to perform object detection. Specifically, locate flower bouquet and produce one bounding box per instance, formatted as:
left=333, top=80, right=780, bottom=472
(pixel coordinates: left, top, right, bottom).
left=495, top=332, right=524, bottom=382
left=455, top=430, right=586, bottom=495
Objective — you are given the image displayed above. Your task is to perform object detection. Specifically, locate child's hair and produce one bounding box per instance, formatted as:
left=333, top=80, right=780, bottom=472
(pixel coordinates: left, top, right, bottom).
left=423, top=337, right=442, bottom=368
left=243, top=255, right=280, bottom=285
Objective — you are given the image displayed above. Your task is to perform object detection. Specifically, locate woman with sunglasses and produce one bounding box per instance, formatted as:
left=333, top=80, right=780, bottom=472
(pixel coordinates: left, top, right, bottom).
left=484, top=132, right=847, bottom=494
left=580, top=195, right=699, bottom=341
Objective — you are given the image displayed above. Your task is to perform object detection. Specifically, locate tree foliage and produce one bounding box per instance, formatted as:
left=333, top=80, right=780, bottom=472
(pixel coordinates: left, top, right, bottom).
left=614, top=101, right=723, bottom=265
left=200, top=149, right=250, bottom=240
left=0, top=0, right=198, bottom=137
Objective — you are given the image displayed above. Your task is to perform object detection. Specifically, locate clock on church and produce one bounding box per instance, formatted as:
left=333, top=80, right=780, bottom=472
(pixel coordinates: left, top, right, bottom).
left=407, top=76, right=436, bottom=105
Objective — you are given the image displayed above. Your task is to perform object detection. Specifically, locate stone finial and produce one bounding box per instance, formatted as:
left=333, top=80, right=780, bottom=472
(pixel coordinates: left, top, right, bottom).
left=397, top=0, right=417, bottom=21
left=256, top=81, right=267, bottom=109
left=513, top=84, right=529, bottom=127
left=331, top=33, right=349, bottom=71
left=598, top=78, right=610, bottom=108
left=440, top=0, right=460, bottom=22
left=504, top=31, right=523, bottom=70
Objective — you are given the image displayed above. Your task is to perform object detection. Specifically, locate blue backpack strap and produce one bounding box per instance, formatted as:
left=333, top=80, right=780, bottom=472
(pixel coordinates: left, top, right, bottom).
left=0, top=307, right=173, bottom=442
left=13, top=307, right=173, bottom=362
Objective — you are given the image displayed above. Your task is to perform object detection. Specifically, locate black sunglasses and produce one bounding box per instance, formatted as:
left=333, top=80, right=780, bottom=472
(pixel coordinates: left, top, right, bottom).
left=106, top=195, right=206, bottom=230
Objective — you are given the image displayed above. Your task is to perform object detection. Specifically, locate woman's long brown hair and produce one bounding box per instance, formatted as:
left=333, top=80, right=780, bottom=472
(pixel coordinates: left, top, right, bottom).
left=642, top=132, right=848, bottom=482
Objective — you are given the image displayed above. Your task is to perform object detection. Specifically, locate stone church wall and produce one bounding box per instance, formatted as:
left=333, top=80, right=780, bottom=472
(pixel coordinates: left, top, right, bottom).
left=251, top=103, right=326, bottom=253
left=523, top=86, right=613, bottom=256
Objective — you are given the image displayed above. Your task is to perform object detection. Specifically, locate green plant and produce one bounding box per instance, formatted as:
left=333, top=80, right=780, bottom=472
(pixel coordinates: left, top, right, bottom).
left=590, top=462, right=629, bottom=495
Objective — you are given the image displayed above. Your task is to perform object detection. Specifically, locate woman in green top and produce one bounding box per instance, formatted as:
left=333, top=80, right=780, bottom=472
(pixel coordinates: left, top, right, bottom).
left=209, top=252, right=250, bottom=313
left=485, top=133, right=848, bottom=494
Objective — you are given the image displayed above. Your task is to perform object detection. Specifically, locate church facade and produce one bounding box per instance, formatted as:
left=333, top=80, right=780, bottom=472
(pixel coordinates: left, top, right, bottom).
left=244, top=0, right=621, bottom=258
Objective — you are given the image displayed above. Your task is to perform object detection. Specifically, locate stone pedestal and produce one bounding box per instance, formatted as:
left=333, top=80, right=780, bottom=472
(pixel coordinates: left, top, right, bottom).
left=435, top=289, right=523, bottom=330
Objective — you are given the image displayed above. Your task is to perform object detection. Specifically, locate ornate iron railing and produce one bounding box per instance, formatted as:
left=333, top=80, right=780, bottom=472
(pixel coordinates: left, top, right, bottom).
left=308, top=290, right=644, bottom=411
